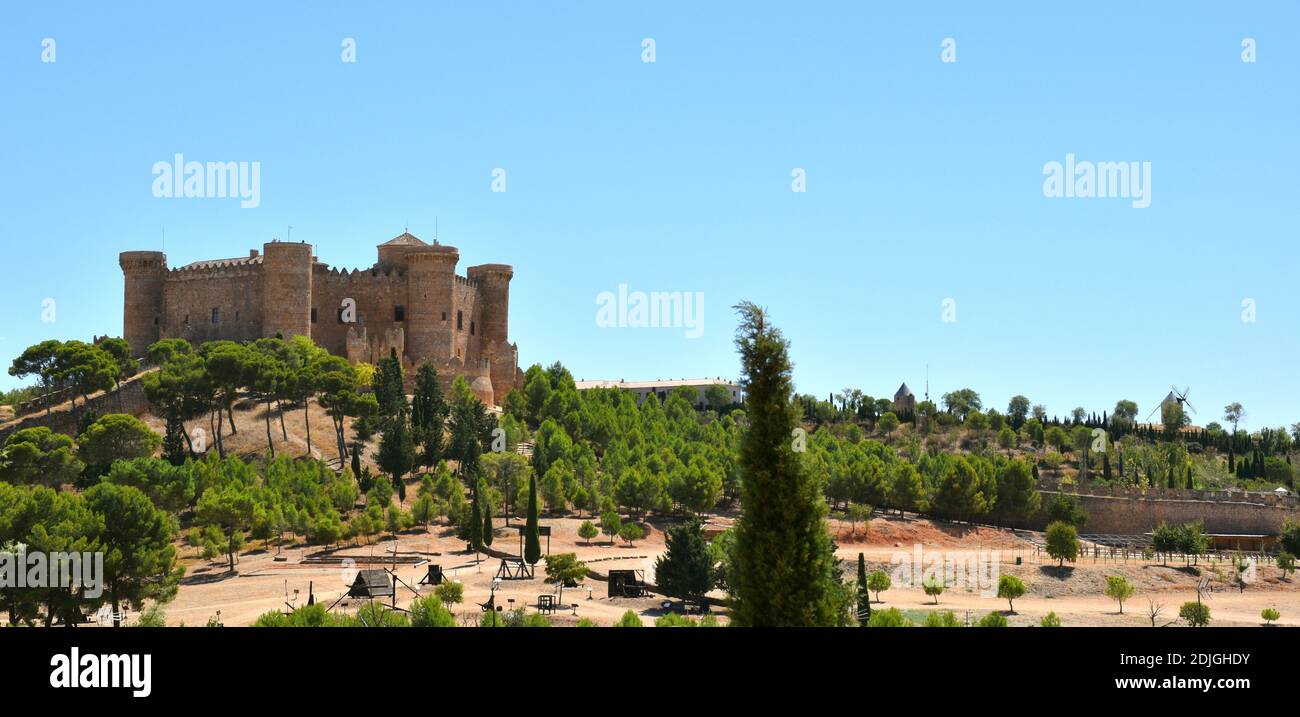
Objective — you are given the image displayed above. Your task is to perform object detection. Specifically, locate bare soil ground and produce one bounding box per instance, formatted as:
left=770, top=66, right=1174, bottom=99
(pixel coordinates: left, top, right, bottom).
left=164, top=514, right=673, bottom=627
left=153, top=510, right=1300, bottom=628
left=834, top=514, right=1300, bottom=627
left=138, top=397, right=368, bottom=469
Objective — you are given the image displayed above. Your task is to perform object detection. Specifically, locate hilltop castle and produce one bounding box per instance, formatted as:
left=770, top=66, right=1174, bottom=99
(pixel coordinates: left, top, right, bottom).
left=119, top=232, right=520, bottom=405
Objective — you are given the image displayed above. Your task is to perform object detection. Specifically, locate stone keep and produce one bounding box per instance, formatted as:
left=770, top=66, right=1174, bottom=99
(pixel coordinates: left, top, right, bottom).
left=120, top=232, right=519, bottom=405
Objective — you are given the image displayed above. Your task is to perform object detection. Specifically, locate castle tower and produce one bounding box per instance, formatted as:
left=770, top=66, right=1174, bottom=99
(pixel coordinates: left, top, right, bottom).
left=467, top=263, right=515, bottom=399
left=405, top=244, right=459, bottom=361
left=261, top=241, right=314, bottom=339
left=119, top=251, right=168, bottom=357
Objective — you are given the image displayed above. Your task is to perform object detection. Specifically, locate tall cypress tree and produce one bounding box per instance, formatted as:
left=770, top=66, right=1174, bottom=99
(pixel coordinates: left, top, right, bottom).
left=469, top=482, right=484, bottom=560
left=728, top=302, right=841, bottom=626
left=373, top=347, right=405, bottom=419
left=481, top=479, right=494, bottom=547
left=410, top=364, right=447, bottom=471
left=856, top=553, right=870, bottom=626
left=162, top=411, right=188, bottom=466
left=524, top=475, right=541, bottom=565
left=378, top=410, right=414, bottom=500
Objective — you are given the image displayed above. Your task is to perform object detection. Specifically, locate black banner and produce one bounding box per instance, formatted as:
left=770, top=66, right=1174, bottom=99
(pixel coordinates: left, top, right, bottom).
left=1, top=627, right=1283, bottom=704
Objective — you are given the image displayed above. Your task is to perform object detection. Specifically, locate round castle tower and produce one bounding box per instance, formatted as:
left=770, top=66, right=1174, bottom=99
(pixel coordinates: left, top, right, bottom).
left=466, top=263, right=515, bottom=400
left=405, top=244, right=459, bottom=361
left=466, top=264, right=513, bottom=347
left=119, top=251, right=168, bottom=357
left=261, top=241, right=314, bottom=339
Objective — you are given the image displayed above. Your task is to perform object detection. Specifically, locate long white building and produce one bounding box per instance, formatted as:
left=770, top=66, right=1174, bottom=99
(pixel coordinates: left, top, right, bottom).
left=573, top=377, right=744, bottom=408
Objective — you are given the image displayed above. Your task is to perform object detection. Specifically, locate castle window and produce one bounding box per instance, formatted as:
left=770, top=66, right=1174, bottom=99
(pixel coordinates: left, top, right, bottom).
left=394, top=305, right=406, bottom=322
left=441, top=311, right=447, bottom=321
left=311, top=308, right=318, bottom=324
left=470, top=321, right=475, bottom=336
left=153, top=316, right=159, bottom=326
left=456, top=310, right=463, bottom=331
left=211, top=308, right=220, bottom=325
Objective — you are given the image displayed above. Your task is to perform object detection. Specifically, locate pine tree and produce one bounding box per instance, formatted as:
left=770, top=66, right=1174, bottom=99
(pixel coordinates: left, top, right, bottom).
left=729, top=302, right=841, bottom=626
left=856, top=553, right=870, bottom=626
left=1102, top=453, right=1112, bottom=482
left=524, top=475, right=542, bottom=565
left=1185, top=464, right=1194, bottom=489
left=654, top=521, right=715, bottom=601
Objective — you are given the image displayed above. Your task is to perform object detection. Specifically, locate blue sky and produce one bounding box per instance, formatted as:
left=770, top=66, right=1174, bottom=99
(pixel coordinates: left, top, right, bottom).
left=1, top=1, right=1297, bottom=430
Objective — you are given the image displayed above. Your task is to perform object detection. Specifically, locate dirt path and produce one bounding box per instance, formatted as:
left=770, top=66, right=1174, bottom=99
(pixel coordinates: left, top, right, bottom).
left=873, top=582, right=1300, bottom=627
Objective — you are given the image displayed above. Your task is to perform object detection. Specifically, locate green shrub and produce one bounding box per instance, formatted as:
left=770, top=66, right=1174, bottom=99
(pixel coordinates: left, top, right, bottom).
left=976, top=612, right=1008, bottom=627
left=410, top=596, right=456, bottom=627
left=922, top=611, right=961, bottom=627
left=1179, top=601, right=1210, bottom=627
left=867, top=607, right=912, bottom=627
left=614, top=610, right=644, bottom=627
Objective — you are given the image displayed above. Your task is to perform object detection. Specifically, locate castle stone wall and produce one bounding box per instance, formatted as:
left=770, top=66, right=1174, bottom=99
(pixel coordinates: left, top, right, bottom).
left=1030, top=489, right=1300, bottom=536
left=0, top=372, right=151, bottom=443
left=452, top=277, right=481, bottom=362
left=163, top=265, right=263, bottom=344
left=310, top=265, right=406, bottom=357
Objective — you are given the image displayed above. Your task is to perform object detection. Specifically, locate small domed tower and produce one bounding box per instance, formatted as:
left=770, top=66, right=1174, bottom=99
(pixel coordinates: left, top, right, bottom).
left=119, top=251, right=168, bottom=357
left=261, top=241, right=314, bottom=339
left=405, top=244, right=459, bottom=362
left=377, top=231, right=428, bottom=270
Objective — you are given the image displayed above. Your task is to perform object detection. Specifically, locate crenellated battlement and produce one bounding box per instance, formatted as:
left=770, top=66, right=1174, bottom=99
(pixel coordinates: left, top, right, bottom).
left=314, top=264, right=409, bottom=285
